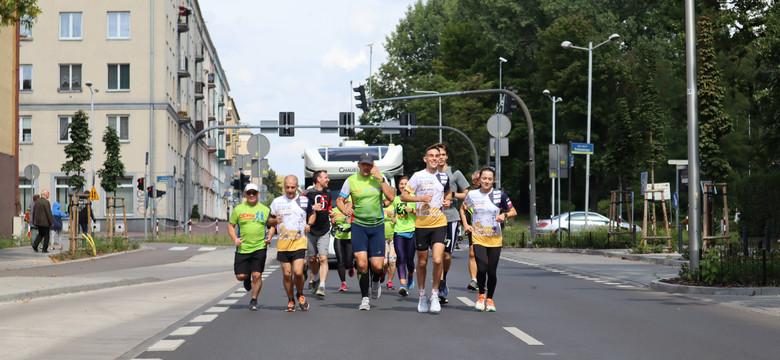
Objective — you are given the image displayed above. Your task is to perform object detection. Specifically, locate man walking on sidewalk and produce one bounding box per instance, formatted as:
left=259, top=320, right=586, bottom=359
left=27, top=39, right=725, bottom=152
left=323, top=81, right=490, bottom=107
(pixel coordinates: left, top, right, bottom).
left=32, top=190, right=54, bottom=253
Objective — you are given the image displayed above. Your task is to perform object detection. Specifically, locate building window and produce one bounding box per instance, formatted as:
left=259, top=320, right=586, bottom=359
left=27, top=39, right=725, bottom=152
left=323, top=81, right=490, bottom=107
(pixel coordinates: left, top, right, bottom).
left=107, top=177, right=133, bottom=215
left=59, top=12, right=82, bottom=40
left=20, top=15, right=33, bottom=38
left=107, top=12, right=130, bottom=39
left=20, top=65, right=32, bottom=91
left=19, top=116, right=32, bottom=143
left=59, top=64, right=82, bottom=91
left=55, top=178, right=73, bottom=212
left=19, top=178, right=34, bottom=215
left=59, top=116, right=73, bottom=142
left=108, top=115, right=129, bottom=141
left=107, top=64, right=130, bottom=91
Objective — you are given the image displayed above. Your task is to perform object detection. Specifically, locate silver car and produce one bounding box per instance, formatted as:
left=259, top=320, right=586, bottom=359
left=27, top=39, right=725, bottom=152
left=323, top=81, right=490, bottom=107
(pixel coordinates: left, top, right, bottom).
left=535, top=211, right=640, bottom=234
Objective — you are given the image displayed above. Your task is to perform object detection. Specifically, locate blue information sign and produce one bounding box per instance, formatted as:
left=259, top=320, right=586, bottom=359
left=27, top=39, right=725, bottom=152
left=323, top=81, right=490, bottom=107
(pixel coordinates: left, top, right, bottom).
left=571, top=142, right=594, bottom=155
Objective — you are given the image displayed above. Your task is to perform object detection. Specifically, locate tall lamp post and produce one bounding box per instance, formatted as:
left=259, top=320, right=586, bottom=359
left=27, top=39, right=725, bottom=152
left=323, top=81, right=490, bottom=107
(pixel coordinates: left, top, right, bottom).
left=414, top=90, right=442, bottom=142
left=561, top=33, right=619, bottom=225
left=497, top=57, right=507, bottom=189
left=543, top=89, right=563, bottom=222
left=85, top=81, right=99, bottom=189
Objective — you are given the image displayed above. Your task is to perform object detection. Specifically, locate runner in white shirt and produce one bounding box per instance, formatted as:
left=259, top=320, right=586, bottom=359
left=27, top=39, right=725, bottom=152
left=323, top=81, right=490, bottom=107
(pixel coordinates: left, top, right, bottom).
left=460, top=167, right=516, bottom=312
left=270, top=175, right=314, bottom=312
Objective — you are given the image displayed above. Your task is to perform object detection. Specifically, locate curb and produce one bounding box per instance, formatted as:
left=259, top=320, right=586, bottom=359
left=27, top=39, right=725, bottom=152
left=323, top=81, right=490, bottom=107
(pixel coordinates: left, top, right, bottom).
left=650, top=280, right=780, bottom=296
left=0, top=277, right=161, bottom=303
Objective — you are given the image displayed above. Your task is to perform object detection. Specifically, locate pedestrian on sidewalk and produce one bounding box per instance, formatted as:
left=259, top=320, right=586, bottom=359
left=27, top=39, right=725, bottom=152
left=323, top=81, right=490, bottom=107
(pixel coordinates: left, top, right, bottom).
left=32, top=190, right=54, bottom=253
left=461, top=167, right=516, bottom=312
left=78, top=191, right=95, bottom=235
left=28, top=194, right=39, bottom=246
left=228, top=183, right=275, bottom=311
left=50, top=200, right=69, bottom=250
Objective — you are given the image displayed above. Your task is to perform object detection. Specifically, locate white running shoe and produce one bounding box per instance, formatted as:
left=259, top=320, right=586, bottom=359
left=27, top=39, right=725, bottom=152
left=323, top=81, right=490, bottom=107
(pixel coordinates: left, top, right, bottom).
left=417, top=294, right=429, bottom=313
left=429, top=294, right=441, bottom=313
left=371, top=280, right=382, bottom=299
left=359, top=297, right=370, bottom=311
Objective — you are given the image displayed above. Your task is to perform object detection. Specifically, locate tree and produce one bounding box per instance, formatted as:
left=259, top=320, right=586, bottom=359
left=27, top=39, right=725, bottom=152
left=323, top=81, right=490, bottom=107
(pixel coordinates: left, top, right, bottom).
left=61, top=110, right=92, bottom=192
left=0, top=0, right=40, bottom=29
left=97, top=127, right=125, bottom=195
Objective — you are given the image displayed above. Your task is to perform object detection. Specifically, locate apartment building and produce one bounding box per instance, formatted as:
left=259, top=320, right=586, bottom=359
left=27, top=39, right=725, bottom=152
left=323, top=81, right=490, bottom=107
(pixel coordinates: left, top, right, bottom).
left=18, top=0, right=240, bottom=232
left=1, top=20, right=20, bottom=237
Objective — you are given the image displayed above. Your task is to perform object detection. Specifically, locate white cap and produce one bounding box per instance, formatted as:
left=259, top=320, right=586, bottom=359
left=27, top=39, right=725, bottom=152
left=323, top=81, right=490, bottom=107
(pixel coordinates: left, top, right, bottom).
left=244, top=183, right=259, bottom=192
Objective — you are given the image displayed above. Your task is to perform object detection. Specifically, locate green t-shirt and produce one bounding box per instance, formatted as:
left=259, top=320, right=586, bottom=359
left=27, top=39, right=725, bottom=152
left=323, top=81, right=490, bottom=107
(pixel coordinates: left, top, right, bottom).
left=339, top=173, right=386, bottom=227
left=392, top=196, right=416, bottom=234
left=229, top=201, right=271, bottom=254
left=333, top=207, right=351, bottom=240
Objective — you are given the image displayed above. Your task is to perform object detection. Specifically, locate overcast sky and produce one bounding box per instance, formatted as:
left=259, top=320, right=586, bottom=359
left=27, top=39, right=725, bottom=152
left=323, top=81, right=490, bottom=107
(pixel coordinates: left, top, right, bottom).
left=198, top=0, right=415, bottom=181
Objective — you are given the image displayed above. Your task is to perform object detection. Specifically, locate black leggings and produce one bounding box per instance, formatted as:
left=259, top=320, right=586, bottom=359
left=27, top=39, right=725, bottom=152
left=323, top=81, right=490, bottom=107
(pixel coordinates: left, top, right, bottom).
left=393, top=233, right=416, bottom=281
left=334, top=238, right=354, bottom=282
left=473, top=245, right=501, bottom=299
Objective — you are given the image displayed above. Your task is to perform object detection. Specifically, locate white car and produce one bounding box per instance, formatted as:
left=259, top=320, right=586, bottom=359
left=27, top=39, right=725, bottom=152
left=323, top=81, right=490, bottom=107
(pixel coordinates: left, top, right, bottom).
left=535, top=211, right=640, bottom=234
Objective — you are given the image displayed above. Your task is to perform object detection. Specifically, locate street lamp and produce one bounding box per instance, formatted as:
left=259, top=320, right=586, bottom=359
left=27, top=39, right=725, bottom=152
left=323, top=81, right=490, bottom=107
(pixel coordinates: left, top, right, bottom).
left=561, top=33, right=619, bottom=225
left=543, top=89, right=563, bottom=223
left=85, top=80, right=99, bottom=190
left=414, top=90, right=442, bottom=142
left=497, top=57, right=508, bottom=189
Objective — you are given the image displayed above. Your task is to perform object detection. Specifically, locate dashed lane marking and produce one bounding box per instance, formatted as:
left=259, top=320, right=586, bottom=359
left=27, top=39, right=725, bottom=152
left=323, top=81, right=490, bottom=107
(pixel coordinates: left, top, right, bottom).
left=168, top=246, right=189, bottom=251
left=502, top=256, right=639, bottom=290
left=198, top=247, right=217, bottom=251
left=205, top=306, right=228, bottom=313
left=147, top=339, right=185, bottom=351
left=169, top=326, right=201, bottom=336
left=458, top=296, right=475, bottom=307
left=190, top=314, right=218, bottom=323
left=504, top=327, right=544, bottom=346
left=218, top=299, right=238, bottom=305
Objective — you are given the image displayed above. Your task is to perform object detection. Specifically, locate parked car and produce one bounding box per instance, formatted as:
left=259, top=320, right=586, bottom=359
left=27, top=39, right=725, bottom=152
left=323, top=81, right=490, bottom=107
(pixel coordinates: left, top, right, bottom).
left=535, top=211, right=640, bottom=234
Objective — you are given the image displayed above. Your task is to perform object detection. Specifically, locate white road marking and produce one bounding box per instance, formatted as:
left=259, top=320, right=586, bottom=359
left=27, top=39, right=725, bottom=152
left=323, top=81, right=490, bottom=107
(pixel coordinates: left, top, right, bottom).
left=205, top=306, right=228, bottom=313
left=458, top=296, right=475, bottom=306
left=605, top=282, right=622, bottom=285
left=191, top=314, right=218, bottom=323
left=168, top=246, right=189, bottom=251
left=228, top=292, right=244, bottom=298
left=147, top=339, right=185, bottom=351
left=617, top=285, right=635, bottom=288
left=198, top=246, right=217, bottom=251
left=504, top=327, right=544, bottom=346
left=170, top=326, right=201, bottom=336
left=218, top=299, right=238, bottom=305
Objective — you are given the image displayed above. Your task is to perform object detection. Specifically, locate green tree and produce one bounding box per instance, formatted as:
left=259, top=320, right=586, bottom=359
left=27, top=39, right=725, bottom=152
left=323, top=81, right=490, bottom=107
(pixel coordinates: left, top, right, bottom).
left=61, top=110, right=92, bottom=192
left=97, top=127, right=125, bottom=195
left=0, top=0, right=40, bottom=29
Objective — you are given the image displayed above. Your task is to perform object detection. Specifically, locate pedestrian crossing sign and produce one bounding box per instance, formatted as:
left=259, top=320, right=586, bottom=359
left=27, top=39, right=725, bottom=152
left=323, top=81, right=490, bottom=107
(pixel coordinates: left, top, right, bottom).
left=90, top=187, right=99, bottom=201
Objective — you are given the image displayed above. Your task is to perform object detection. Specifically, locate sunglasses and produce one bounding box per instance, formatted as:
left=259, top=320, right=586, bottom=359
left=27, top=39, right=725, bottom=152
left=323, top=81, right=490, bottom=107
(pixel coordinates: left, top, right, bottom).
left=246, top=191, right=258, bottom=195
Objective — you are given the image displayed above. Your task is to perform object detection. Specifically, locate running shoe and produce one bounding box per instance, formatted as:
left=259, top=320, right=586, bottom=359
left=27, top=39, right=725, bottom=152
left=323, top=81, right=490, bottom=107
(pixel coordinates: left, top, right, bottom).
left=370, top=281, right=382, bottom=299
left=398, top=285, right=408, bottom=297
left=338, top=282, right=348, bottom=292
left=250, top=298, right=258, bottom=311
left=58, top=246, right=62, bottom=250
left=307, top=280, right=317, bottom=294
left=298, top=295, right=309, bottom=311
left=475, top=294, right=486, bottom=311
left=386, top=281, right=395, bottom=290
left=429, top=294, right=441, bottom=313
left=50, top=246, right=55, bottom=250
left=243, top=278, right=252, bottom=291
left=316, top=285, right=326, bottom=297
left=348, top=267, right=355, bottom=277
left=485, top=298, right=496, bottom=312
left=286, top=300, right=296, bottom=312
left=358, top=297, right=370, bottom=311
left=439, top=295, right=448, bottom=305
left=407, top=274, right=414, bottom=290
left=417, top=294, right=429, bottom=313
left=439, top=279, right=449, bottom=297
left=467, top=279, right=478, bottom=291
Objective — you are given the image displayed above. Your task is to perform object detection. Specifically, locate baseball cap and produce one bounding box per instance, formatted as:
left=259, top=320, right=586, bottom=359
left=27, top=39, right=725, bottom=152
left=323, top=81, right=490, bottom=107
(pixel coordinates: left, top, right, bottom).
left=244, top=183, right=259, bottom=192
left=358, top=153, right=374, bottom=165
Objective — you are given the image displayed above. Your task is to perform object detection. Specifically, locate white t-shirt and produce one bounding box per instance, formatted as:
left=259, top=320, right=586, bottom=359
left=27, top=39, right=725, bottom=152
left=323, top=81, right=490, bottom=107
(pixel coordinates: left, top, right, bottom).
left=463, top=189, right=513, bottom=247
left=269, top=195, right=310, bottom=251
left=405, top=169, right=450, bottom=228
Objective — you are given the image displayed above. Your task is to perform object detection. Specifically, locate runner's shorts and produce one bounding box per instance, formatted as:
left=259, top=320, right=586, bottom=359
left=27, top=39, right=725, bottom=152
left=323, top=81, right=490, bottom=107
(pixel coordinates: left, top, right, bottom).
left=234, top=249, right=267, bottom=275
left=444, top=221, right=459, bottom=253
left=277, top=249, right=306, bottom=263
left=415, top=226, right=447, bottom=251
left=307, top=232, right=330, bottom=256
left=351, top=223, right=385, bottom=258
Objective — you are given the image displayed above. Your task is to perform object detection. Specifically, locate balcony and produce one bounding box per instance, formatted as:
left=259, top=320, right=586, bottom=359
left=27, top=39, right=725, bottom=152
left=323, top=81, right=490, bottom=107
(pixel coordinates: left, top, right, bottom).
left=195, top=54, right=204, bottom=63
left=194, top=81, right=204, bottom=100
left=207, top=73, right=216, bottom=88
left=218, top=149, right=225, bottom=159
left=177, top=69, right=190, bottom=78
left=195, top=120, right=204, bottom=132
left=177, top=21, right=189, bottom=33
left=207, top=138, right=217, bottom=153
left=177, top=111, right=190, bottom=125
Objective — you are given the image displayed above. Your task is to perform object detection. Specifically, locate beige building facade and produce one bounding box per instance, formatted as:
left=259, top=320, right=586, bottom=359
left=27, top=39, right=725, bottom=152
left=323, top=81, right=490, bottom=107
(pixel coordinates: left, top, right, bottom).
left=1, top=21, right=20, bottom=237
left=18, top=0, right=240, bottom=232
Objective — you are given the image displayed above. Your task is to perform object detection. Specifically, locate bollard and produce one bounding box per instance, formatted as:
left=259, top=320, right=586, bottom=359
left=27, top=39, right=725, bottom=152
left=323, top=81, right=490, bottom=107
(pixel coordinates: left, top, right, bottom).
left=216, top=220, right=219, bottom=235
left=188, top=220, right=192, bottom=236
left=156, top=219, right=159, bottom=236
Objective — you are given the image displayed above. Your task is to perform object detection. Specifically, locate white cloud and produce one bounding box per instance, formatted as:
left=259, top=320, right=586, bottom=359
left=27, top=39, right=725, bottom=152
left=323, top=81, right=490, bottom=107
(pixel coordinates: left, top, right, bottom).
left=321, top=46, right=367, bottom=71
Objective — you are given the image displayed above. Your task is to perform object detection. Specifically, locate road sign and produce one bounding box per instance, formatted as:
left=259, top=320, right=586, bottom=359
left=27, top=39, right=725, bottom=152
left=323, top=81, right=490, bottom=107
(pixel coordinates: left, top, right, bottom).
left=645, top=183, right=671, bottom=201
left=157, top=176, right=170, bottom=183
left=487, top=114, right=511, bottom=137
left=489, top=137, right=509, bottom=157
left=89, top=187, right=100, bottom=201
left=246, top=134, right=270, bottom=158
left=259, top=120, right=276, bottom=134
left=673, top=192, right=678, bottom=209
left=640, top=172, right=648, bottom=195
left=23, top=164, right=40, bottom=181
left=380, top=120, right=400, bottom=135
left=320, top=120, right=338, bottom=134
left=548, top=144, right=569, bottom=178
left=667, top=159, right=688, bottom=166
left=571, top=142, right=594, bottom=155
left=251, top=158, right=269, bottom=178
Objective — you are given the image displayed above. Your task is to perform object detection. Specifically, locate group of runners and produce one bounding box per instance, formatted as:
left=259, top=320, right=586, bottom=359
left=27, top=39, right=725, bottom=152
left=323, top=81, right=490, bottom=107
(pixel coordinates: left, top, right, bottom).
left=227, top=143, right=516, bottom=313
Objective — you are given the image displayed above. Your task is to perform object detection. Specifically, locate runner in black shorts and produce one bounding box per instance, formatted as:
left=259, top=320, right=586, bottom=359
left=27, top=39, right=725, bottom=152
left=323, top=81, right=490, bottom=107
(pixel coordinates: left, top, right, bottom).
left=228, top=183, right=276, bottom=310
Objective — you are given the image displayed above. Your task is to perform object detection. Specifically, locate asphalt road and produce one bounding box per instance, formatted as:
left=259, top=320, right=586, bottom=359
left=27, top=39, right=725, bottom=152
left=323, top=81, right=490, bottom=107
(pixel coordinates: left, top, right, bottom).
left=126, top=250, right=779, bottom=360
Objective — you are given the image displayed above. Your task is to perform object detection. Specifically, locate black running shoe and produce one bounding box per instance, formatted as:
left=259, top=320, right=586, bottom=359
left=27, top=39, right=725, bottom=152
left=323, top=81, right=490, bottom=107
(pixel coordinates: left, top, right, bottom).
left=243, top=278, right=252, bottom=291
left=250, top=298, right=258, bottom=311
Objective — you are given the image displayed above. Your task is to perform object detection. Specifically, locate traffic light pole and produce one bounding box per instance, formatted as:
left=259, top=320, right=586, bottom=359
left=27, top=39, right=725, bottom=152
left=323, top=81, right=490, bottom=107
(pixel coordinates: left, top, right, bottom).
left=182, top=123, right=479, bottom=225
left=370, top=89, right=537, bottom=239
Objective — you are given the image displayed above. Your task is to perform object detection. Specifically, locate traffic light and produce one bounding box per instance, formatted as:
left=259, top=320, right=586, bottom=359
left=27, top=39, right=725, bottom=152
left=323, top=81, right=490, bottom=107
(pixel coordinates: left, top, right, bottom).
left=353, top=85, right=368, bottom=111
left=279, top=112, right=294, bottom=137
left=137, top=178, right=144, bottom=191
left=502, top=86, right=518, bottom=116
left=231, top=177, right=241, bottom=191
left=240, top=173, right=250, bottom=191
left=339, top=112, right=355, bottom=137
left=400, top=112, right=417, bottom=137
left=147, top=186, right=153, bottom=198
left=155, top=190, right=167, bottom=198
